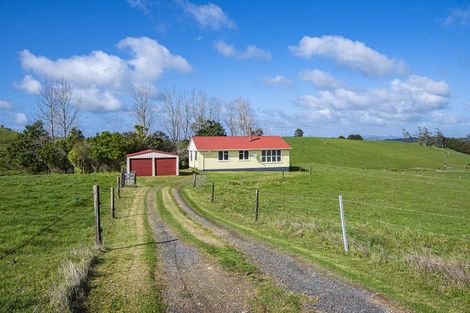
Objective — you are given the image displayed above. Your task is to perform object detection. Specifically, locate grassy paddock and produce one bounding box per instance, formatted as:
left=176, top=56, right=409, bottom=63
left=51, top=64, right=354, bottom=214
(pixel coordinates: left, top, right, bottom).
left=184, top=165, right=470, bottom=313
left=0, top=173, right=116, bottom=311
left=285, top=137, right=470, bottom=170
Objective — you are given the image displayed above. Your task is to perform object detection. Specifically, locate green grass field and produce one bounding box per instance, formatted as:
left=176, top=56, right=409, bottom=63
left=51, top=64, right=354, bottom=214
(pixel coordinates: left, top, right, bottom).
left=0, top=173, right=117, bottom=311
left=285, top=137, right=470, bottom=170
left=183, top=139, right=470, bottom=313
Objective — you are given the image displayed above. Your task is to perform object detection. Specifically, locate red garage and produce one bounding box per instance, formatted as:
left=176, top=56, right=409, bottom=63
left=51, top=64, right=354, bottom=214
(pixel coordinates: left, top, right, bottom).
left=126, top=150, right=179, bottom=177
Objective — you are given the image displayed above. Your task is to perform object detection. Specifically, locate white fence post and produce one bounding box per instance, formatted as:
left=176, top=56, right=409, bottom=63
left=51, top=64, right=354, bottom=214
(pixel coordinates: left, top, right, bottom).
left=339, top=193, right=349, bottom=252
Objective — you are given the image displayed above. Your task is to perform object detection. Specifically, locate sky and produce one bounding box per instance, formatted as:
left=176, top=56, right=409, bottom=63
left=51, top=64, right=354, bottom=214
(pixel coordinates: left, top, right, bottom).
left=1, top=0, right=470, bottom=138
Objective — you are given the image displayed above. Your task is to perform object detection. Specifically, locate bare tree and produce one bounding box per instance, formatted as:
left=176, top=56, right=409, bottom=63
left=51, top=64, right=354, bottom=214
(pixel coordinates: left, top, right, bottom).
left=224, top=102, right=239, bottom=136
left=56, top=78, right=79, bottom=141
left=234, top=97, right=257, bottom=136
left=132, top=85, right=155, bottom=136
left=161, top=88, right=182, bottom=143
left=37, top=80, right=58, bottom=140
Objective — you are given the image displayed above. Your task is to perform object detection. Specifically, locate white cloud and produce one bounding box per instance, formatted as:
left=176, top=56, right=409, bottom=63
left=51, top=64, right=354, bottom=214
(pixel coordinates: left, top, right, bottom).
left=445, top=6, right=470, bottom=26
left=20, top=49, right=128, bottom=89
left=13, top=113, right=27, bottom=124
left=75, top=86, right=122, bottom=112
left=127, top=0, right=150, bottom=14
left=19, top=36, right=191, bottom=112
left=14, top=75, right=41, bottom=94
left=117, top=36, right=192, bottom=83
left=263, top=75, right=291, bottom=87
left=179, top=0, right=235, bottom=30
left=300, top=69, right=339, bottom=89
left=298, top=75, right=451, bottom=124
left=289, top=35, right=406, bottom=77
left=213, top=40, right=271, bottom=60
left=0, top=100, right=12, bottom=110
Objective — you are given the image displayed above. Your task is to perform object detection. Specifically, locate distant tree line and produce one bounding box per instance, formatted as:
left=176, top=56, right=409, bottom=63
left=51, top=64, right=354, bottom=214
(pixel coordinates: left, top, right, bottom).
left=405, top=127, right=470, bottom=155
left=7, top=80, right=263, bottom=174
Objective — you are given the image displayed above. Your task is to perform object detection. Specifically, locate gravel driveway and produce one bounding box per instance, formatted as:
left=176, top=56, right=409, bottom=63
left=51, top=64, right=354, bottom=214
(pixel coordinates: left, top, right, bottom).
left=147, top=189, right=252, bottom=313
left=172, top=187, right=395, bottom=313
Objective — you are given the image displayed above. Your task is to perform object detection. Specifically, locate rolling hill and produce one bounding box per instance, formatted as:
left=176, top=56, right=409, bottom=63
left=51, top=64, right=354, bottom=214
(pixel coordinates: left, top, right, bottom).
left=0, top=127, right=19, bottom=175
left=285, top=137, right=470, bottom=170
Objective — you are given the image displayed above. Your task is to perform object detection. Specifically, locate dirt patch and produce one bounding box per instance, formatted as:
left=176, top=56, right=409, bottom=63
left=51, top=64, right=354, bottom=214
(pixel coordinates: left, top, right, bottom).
left=147, top=189, right=253, bottom=313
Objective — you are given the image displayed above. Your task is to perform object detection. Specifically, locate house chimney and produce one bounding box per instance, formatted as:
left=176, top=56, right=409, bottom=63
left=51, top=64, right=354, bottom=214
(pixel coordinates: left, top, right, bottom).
left=248, top=127, right=252, bottom=141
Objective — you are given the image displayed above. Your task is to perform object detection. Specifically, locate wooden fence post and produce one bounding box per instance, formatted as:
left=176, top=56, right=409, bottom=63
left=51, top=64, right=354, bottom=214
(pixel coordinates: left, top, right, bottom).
left=93, top=185, right=102, bottom=246
left=338, top=193, right=349, bottom=252
left=193, top=172, right=196, bottom=187
left=211, top=182, right=215, bottom=202
left=111, top=187, right=115, bottom=218
left=255, top=189, right=259, bottom=222
left=282, top=170, right=284, bottom=179
left=309, top=166, right=312, bottom=175
left=116, top=176, right=121, bottom=198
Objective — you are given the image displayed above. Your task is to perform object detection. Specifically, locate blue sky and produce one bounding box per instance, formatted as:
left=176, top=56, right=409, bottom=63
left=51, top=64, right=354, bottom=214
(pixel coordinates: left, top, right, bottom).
left=1, top=0, right=470, bottom=137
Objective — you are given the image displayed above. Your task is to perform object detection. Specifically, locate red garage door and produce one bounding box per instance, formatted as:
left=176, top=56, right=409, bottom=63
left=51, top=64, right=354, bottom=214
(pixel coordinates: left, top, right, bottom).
left=155, top=158, right=176, bottom=176
left=130, top=159, right=152, bottom=176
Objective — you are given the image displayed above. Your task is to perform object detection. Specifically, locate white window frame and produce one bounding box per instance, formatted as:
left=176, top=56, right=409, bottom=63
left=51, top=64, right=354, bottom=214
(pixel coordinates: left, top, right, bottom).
left=261, top=150, right=281, bottom=163
left=239, top=150, right=249, bottom=161
left=218, top=150, right=229, bottom=161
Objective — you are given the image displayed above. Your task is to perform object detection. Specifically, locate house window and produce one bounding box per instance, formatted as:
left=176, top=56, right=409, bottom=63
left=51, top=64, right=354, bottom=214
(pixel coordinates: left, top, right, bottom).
left=189, top=151, right=192, bottom=161
left=218, top=150, right=229, bottom=161
left=239, top=150, right=249, bottom=160
left=261, top=150, right=281, bottom=163
left=195, top=151, right=197, bottom=161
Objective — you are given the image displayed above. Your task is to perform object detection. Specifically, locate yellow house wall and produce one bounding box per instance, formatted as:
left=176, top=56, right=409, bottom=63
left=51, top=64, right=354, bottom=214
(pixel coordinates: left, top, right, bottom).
left=192, top=149, right=290, bottom=170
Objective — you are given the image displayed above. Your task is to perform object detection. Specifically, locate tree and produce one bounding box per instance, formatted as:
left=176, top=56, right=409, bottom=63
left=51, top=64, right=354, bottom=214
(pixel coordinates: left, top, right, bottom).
left=55, top=78, right=79, bottom=141
left=224, top=97, right=258, bottom=136
left=194, top=120, right=226, bottom=136
left=145, top=131, right=176, bottom=152
left=37, top=79, right=79, bottom=141
left=338, top=135, right=345, bottom=139
left=7, top=121, right=50, bottom=173
left=294, top=128, right=304, bottom=137
left=347, top=134, right=364, bottom=140
left=132, top=85, right=155, bottom=136
left=39, top=140, right=72, bottom=173
left=416, top=127, right=432, bottom=146
left=251, top=128, right=264, bottom=136
left=402, top=128, right=412, bottom=143
left=37, top=80, right=58, bottom=140
left=161, top=88, right=182, bottom=143
left=88, top=131, right=130, bottom=172
left=68, top=141, right=91, bottom=173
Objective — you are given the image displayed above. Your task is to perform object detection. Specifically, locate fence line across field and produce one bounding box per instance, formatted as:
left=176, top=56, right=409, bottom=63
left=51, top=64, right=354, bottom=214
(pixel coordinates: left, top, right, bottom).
left=0, top=193, right=95, bottom=262
left=207, top=179, right=469, bottom=222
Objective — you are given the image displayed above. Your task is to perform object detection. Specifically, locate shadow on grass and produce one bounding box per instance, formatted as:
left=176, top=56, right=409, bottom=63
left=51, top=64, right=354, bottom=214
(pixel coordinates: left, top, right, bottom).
left=108, top=239, right=178, bottom=251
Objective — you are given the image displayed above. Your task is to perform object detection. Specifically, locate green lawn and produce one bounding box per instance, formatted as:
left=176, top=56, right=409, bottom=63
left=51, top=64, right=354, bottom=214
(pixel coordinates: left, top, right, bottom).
left=0, top=173, right=117, bottom=312
left=285, top=137, right=470, bottom=170
left=183, top=139, right=470, bottom=313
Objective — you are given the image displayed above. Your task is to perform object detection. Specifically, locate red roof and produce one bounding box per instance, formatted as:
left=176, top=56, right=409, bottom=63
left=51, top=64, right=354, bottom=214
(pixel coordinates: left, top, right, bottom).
left=191, top=136, right=291, bottom=150
left=126, top=149, right=178, bottom=157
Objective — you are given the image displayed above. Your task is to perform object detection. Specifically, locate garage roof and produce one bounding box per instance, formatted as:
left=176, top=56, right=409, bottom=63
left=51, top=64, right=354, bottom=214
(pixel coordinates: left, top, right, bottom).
left=126, top=149, right=178, bottom=157
left=191, top=136, right=291, bottom=151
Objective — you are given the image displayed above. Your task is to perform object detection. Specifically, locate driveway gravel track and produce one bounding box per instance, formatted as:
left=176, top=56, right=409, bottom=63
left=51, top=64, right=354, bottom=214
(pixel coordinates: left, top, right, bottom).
left=172, top=187, right=395, bottom=313
left=147, top=189, right=252, bottom=313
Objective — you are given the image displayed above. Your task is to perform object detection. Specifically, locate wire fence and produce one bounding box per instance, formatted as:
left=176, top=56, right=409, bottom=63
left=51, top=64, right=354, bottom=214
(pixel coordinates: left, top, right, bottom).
left=191, top=171, right=470, bottom=253
left=0, top=177, right=125, bottom=312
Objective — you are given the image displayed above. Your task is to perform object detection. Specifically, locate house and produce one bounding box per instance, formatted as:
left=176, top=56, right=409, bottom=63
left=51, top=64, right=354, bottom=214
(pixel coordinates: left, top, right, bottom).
left=126, top=150, right=179, bottom=176
left=188, top=136, right=291, bottom=171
